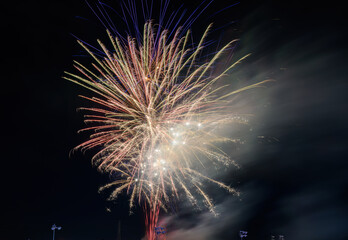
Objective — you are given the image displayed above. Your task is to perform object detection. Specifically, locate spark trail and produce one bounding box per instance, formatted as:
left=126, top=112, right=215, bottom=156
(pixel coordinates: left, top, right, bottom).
left=65, top=12, right=268, bottom=240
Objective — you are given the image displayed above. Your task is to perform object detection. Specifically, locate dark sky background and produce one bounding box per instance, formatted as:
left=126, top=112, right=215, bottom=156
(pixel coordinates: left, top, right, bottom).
left=3, top=0, right=347, bottom=240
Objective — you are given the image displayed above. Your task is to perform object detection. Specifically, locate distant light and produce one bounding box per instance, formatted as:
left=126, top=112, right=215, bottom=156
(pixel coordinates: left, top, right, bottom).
left=51, top=224, right=62, bottom=231
left=239, top=230, right=248, bottom=239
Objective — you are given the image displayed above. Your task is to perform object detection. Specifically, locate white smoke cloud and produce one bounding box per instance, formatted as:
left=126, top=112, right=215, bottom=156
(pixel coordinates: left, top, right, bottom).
left=161, top=183, right=267, bottom=240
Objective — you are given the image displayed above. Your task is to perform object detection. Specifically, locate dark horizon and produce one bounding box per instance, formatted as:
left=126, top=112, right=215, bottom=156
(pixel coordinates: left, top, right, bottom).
left=3, top=0, right=347, bottom=239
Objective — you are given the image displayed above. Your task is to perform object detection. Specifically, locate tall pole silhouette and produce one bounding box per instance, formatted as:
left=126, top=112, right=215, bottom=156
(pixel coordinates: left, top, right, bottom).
left=117, top=220, right=121, bottom=240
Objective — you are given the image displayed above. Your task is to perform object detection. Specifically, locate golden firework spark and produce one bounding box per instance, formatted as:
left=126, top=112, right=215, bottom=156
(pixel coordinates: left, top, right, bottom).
left=65, top=20, right=268, bottom=215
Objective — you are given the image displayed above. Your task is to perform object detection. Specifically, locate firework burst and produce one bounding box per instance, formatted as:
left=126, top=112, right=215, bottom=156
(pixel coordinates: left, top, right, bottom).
left=65, top=9, right=268, bottom=239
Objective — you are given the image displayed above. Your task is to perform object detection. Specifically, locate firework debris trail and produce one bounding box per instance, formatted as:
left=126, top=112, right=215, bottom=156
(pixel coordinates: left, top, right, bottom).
left=65, top=1, right=270, bottom=239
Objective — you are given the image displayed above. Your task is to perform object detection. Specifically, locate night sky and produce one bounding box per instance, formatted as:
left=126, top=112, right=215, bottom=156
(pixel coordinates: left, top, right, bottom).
left=3, top=1, right=347, bottom=240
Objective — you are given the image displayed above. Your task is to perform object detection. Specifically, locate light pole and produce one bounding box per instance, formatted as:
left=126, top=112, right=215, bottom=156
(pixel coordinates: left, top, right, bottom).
left=239, top=231, right=248, bottom=240
left=51, top=224, right=62, bottom=240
